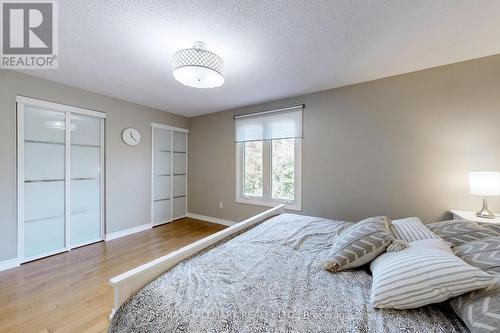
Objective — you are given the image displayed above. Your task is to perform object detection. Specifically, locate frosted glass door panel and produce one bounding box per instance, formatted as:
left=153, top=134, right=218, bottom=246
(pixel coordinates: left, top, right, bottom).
left=173, top=175, right=186, bottom=197
left=154, top=129, right=171, bottom=151
left=24, top=106, right=65, bottom=143
left=71, top=211, right=100, bottom=246
left=173, top=132, right=186, bottom=152
left=154, top=176, right=171, bottom=200
left=154, top=200, right=171, bottom=225
left=72, top=146, right=100, bottom=179
left=24, top=182, right=65, bottom=222
left=24, top=217, right=65, bottom=258
left=71, top=180, right=100, bottom=212
left=173, top=152, right=186, bottom=174
left=23, top=108, right=66, bottom=259
left=71, top=114, right=100, bottom=146
left=155, top=151, right=171, bottom=175
left=25, top=142, right=64, bottom=181
left=173, top=196, right=186, bottom=219
left=70, top=115, right=102, bottom=247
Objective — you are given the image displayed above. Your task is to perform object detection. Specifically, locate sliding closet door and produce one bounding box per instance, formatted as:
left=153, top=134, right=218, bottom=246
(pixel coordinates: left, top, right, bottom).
left=18, top=97, right=106, bottom=263
left=151, top=124, right=188, bottom=225
left=152, top=128, right=172, bottom=225
left=172, top=131, right=187, bottom=219
left=70, top=114, right=104, bottom=247
left=23, top=106, right=67, bottom=260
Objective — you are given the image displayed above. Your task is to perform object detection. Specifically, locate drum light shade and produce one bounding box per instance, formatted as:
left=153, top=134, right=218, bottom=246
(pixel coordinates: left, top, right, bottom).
left=172, top=42, right=224, bottom=88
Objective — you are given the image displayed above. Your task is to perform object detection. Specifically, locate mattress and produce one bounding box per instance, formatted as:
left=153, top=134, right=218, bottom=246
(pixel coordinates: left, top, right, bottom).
left=109, top=213, right=467, bottom=332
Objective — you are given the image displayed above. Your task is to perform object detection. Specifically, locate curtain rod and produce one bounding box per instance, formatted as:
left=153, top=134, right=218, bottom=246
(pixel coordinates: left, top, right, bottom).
left=233, top=104, right=304, bottom=119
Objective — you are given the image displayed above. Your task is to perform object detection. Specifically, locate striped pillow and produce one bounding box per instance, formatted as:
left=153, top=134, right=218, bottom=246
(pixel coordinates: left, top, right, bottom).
left=390, top=217, right=441, bottom=242
left=370, top=239, right=493, bottom=309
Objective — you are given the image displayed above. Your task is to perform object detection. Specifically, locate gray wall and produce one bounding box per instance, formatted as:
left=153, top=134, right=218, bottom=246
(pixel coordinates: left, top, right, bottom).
left=0, top=70, right=189, bottom=261
left=188, top=55, right=500, bottom=223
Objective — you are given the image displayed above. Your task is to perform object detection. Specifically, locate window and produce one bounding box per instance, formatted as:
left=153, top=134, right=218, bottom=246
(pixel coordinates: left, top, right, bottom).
left=235, top=105, right=303, bottom=210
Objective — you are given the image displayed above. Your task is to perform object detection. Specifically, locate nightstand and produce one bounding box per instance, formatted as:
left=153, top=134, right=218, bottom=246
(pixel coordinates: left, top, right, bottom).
left=450, top=210, right=500, bottom=224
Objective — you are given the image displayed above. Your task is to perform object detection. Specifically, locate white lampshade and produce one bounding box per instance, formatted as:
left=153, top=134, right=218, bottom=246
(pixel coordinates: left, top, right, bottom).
left=469, top=171, right=500, bottom=196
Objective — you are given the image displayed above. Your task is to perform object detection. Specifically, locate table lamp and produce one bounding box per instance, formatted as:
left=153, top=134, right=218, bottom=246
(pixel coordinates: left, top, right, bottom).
left=469, top=171, right=500, bottom=219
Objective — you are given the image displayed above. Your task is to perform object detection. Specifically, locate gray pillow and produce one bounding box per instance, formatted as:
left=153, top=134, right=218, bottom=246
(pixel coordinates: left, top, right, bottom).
left=453, top=236, right=500, bottom=275
left=323, top=216, right=393, bottom=272
left=448, top=229, right=500, bottom=332
left=450, top=277, right=500, bottom=333
left=426, top=220, right=500, bottom=247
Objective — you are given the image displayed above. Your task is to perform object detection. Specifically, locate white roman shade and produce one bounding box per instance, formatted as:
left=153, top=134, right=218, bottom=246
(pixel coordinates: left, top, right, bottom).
left=234, top=105, right=303, bottom=142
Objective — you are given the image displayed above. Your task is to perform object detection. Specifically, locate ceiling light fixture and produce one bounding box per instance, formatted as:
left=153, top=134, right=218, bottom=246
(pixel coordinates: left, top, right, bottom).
left=172, top=41, right=224, bottom=88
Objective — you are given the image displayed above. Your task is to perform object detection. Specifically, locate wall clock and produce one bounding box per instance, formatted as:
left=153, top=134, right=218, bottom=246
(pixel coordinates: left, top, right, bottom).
left=122, top=128, right=141, bottom=146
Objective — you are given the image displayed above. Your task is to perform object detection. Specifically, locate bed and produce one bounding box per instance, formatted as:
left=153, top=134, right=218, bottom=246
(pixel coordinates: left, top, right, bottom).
left=108, top=206, right=467, bottom=332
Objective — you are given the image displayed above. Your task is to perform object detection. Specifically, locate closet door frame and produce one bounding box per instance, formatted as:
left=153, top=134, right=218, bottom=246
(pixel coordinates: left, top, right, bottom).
left=151, top=123, right=189, bottom=226
left=16, top=96, right=106, bottom=263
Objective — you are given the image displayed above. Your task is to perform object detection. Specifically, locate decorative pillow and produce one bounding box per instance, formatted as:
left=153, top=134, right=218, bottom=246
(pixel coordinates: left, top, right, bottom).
left=482, top=223, right=500, bottom=235
left=453, top=236, right=500, bottom=275
left=323, top=216, right=393, bottom=272
left=449, top=235, right=500, bottom=332
left=390, top=217, right=441, bottom=242
left=370, top=239, right=493, bottom=309
left=450, top=277, right=500, bottom=333
left=426, top=220, right=500, bottom=247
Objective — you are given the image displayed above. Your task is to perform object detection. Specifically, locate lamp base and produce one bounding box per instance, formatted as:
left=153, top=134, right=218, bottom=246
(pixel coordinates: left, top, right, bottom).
left=476, top=197, right=495, bottom=219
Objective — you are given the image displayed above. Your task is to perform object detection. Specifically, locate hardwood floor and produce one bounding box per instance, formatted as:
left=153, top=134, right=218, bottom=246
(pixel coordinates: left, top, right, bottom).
left=0, top=218, right=226, bottom=333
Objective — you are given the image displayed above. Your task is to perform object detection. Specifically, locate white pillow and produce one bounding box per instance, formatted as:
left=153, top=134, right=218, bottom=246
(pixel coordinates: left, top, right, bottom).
left=390, top=217, right=441, bottom=242
left=370, top=239, right=493, bottom=309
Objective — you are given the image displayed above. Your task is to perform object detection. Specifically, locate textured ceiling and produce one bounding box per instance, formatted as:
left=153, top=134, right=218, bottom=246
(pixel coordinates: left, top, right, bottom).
left=19, top=0, right=500, bottom=117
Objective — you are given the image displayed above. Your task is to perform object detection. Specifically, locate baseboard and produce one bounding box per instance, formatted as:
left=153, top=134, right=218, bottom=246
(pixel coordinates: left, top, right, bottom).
left=105, top=223, right=152, bottom=241
left=0, top=257, right=21, bottom=272
left=187, top=212, right=237, bottom=226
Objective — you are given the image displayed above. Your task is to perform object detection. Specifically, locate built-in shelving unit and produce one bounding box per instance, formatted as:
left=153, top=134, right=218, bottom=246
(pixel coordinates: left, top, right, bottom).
left=151, top=123, right=189, bottom=226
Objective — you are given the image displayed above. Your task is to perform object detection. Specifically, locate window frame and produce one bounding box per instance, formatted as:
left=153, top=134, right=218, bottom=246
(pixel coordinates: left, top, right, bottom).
left=236, top=138, right=302, bottom=211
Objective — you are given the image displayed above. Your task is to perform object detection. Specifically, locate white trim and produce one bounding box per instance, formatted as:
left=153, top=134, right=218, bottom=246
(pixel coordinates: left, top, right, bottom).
left=235, top=197, right=301, bottom=211
left=170, top=130, right=174, bottom=222
left=109, top=205, right=285, bottom=317
left=65, top=112, right=71, bottom=251
left=151, top=122, right=189, bottom=133
left=185, top=133, right=189, bottom=215
left=16, top=103, right=24, bottom=262
left=105, top=223, right=152, bottom=241
left=186, top=213, right=237, bottom=226
left=16, top=96, right=106, bottom=118
left=100, top=118, right=106, bottom=240
left=150, top=127, right=155, bottom=225
left=0, top=258, right=21, bottom=272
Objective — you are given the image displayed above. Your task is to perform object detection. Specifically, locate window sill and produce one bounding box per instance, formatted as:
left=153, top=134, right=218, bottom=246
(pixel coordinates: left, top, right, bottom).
left=235, top=197, right=301, bottom=211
